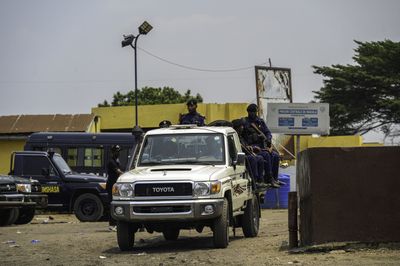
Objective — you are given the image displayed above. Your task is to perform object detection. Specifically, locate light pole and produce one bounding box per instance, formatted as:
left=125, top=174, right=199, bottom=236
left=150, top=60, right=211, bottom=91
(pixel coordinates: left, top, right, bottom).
left=122, top=21, right=153, bottom=131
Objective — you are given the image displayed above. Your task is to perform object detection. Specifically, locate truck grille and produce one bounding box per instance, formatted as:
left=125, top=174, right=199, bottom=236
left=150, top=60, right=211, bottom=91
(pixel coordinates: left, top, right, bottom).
left=0, top=183, right=17, bottom=193
left=133, top=205, right=191, bottom=213
left=134, top=183, right=192, bottom=197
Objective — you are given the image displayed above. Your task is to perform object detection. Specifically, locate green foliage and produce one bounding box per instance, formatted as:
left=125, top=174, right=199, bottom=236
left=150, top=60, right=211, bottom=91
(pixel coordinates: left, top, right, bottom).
left=98, top=87, right=203, bottom=107
left=313, top=40, right=400, bottom=136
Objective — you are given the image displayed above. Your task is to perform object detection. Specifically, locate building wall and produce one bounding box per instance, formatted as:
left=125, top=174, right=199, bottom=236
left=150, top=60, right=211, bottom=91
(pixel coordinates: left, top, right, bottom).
left=0, top=139, right=25, bottom=174
left=91, top=103, right=249, bottom=131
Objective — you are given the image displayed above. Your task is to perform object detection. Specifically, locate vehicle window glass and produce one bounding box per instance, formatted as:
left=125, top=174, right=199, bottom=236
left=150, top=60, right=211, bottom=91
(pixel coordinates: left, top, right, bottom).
left=119, top=147, right=129, bottom=170
left=22, top=156, right=54, bottom=176
left=52, top=147, right=62, bottom=155
left=84, top=148, right=104, bottom=167
left=53, top=154, right=72, bottom=174
left=67, top=148, right=78, bottom=167
left=227, top=135, right=237, bottom=165
left=138, top=133, right=225, bottom=166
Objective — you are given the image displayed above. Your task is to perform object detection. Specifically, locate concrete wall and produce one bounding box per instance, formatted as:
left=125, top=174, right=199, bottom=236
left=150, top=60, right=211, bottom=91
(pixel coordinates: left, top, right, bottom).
left=0, top=139, right=25, bottom=174
left=298, top=146, right=400, bottom=246
left=91, top=103, right=249, bottom=131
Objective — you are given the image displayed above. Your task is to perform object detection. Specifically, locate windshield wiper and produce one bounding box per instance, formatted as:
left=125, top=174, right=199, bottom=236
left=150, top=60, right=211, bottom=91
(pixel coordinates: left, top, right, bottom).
left=139, top=161, right=163, bottom=166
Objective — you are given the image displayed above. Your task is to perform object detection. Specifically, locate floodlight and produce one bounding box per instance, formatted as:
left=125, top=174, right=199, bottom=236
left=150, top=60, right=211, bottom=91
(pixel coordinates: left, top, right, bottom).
left=138, top=21, right=153, bottom=35
left=121, top=34, right=135, bottom=47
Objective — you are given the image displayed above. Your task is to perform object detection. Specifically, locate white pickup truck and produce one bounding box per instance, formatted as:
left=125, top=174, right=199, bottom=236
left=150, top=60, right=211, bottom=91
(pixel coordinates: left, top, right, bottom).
left=111, top=125, right=264, bottom=250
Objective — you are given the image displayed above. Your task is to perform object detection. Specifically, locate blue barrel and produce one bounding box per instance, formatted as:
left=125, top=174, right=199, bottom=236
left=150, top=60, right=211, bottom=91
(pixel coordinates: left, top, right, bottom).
left=261, top=174, right=290, bottom=209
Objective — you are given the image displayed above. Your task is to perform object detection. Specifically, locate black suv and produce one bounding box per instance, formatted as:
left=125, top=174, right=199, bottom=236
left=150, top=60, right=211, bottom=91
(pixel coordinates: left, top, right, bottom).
left=10, top=151, right=108, bottom=222
left=0, top=175, right=48, bottom=226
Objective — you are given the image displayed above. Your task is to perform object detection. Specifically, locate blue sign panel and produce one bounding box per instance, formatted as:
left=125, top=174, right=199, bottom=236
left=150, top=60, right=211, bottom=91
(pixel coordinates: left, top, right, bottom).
left=279, top=117, right=294, bottom=127
left=302, top=117, right=318, bottom=127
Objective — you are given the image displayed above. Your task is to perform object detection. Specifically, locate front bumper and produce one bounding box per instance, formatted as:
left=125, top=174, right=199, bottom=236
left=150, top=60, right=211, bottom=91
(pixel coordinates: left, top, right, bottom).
left=111, top=198, right=225, bottom=222
left=0, top=194, right=36, bottom=208
left=24, top=194, right=48, bottom=209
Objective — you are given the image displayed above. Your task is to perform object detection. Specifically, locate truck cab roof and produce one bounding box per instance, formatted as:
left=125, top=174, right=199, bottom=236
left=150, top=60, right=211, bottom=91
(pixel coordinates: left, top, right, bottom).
left=146, top=125, right=237, bottom=136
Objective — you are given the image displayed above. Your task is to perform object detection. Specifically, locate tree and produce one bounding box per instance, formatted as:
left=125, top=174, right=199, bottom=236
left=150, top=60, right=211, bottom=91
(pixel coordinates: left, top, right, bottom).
left=313, top=40, right=400, bottom=138
left=98, top=87, right=203, bottom=107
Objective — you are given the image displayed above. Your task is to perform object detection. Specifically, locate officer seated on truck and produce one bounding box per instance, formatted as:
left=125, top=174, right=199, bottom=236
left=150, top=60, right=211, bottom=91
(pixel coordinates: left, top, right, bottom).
left=232, top=119, right=268, bottom=189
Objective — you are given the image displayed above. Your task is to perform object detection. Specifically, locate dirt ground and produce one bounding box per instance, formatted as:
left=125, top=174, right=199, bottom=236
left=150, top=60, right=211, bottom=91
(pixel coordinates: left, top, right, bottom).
left=1, top=209, right=399, bottom=266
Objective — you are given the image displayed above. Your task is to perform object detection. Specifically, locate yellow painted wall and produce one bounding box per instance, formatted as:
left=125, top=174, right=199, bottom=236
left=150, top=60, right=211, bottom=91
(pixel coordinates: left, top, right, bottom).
left=0, top=139, right=25, bottom=175
left=92, top=103, right=249, bottom=131
left=295, top=135, right=376, bottom=154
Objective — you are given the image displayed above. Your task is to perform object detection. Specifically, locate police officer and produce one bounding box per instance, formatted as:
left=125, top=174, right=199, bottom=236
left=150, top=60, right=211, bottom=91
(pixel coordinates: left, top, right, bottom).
left=232, top=119, right=267, bottom=189
left=106, top=145, right=124, bottom=228
left=243, top=104, right=280, bottom=188
left=159, top=120, right=172, bottom=128
left=179, top=99, right=206, bottom=126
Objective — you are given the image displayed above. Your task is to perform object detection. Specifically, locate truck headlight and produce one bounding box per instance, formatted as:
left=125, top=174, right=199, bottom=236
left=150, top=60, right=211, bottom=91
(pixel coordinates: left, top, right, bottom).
left=193, top=181, right=221, bottom=197
left=194, top=182, right=210, bottom=196
left=113, top=183, right=134, bottom=197
left=17, top=183, right=32, bottom=193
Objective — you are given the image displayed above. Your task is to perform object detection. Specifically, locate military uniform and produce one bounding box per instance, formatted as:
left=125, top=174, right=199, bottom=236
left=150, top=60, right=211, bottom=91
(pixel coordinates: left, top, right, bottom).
left=180, top=112, right=206, bottom=126
left=243, top=104, right=280, bottom=187
left=179, top=99, right=206, bottom=126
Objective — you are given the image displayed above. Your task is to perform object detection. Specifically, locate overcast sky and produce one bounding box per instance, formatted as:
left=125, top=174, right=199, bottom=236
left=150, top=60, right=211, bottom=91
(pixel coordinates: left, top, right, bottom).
left=0, top=0, right=399, bottom=140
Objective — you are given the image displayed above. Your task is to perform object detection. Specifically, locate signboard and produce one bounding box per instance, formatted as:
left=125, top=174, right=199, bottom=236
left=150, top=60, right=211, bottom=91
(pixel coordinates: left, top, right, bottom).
left=267, top=103, right=330, bottom=135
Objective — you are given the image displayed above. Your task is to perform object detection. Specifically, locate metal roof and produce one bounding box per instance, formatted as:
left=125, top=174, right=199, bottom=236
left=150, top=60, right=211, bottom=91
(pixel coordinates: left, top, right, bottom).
left=0, top=114, right=95, bottom=134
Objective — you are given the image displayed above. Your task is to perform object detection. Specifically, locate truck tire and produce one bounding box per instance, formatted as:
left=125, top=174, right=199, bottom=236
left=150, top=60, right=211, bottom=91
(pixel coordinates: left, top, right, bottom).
left=242, top=194, right=260, bottom=237
left=213, top=198, right=229, bottom=248
left=73, top=193, right=104, bottom=222
left=0, top=208, right=20, bottom=226
left=117, top=221, right=136, bottom=251
left=15, top=207, right=36, bottom=225
left=163, top=229, right=180, bottom=241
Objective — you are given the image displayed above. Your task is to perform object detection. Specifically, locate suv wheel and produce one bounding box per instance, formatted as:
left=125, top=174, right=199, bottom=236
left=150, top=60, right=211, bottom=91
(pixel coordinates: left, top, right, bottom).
left=0, top=208, right=20, bottom=226
left=242, top=194, right=260, bottom=237
left=213, top=198, right=229, bottom=248
left=73, top=193, right=104, bottom=222
left=163, top=229, right=180, bottom=241
left=117, top=221, right=137, bottom=251
left=15, top=207, right=36, bottom=224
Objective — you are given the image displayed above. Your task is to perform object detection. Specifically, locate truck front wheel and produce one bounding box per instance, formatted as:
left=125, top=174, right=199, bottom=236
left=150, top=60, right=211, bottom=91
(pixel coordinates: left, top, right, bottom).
left=0, top=208, right=20, bottom=226
left=242, top=194, right=260, bottom=237
left=117, top=221, right=137, bottom=251
left=163, top=229, right=180, bottom=241
left=15, top=207, right=36, bottom=224
left=73, top=193, right=104, bottom=222
left=213, top=198, right=229, bottom=248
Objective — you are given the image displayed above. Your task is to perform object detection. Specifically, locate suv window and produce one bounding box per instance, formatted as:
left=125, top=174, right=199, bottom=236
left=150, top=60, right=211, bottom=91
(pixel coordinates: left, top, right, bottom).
left=139, top=133, right=225, bottom=166
left=67, top=148, right=78, bottom=167
left=227, top=135, right=237, bottom=165
left=84, top=148, right=104, bottom=167
left=22, top=156, right=56, bottom=176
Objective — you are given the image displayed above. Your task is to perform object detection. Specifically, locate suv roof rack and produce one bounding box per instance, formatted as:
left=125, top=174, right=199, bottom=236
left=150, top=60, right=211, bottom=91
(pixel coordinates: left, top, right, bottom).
left=169, top=124, right=198, bottom=129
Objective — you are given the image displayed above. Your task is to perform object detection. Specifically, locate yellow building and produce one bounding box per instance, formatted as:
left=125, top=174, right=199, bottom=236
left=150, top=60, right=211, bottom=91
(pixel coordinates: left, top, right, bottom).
left=0, top=114, right=96, bottom=174
left=0, top=103, right=383, bottom=174
left=91, top=103, right=249, bottom=131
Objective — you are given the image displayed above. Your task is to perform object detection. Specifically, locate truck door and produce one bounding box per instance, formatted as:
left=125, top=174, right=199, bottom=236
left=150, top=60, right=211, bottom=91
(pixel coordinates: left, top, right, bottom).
left=227, top=135, right=248, bottom=211
left=15, top=154, right=68, bottom=209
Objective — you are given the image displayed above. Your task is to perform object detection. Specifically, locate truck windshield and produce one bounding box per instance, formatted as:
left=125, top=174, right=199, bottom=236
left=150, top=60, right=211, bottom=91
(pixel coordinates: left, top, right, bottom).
left=53, top=154, right=72, bottom=174
left=138, top=133, right=225, bottom=166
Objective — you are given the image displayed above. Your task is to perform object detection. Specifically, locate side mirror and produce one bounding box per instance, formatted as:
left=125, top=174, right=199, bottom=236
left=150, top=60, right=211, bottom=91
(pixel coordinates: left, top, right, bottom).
left=41, top=168, right=50, bottom=177
left=236, top=152, right=246, bottom=165
left=232, top=152, right=246, bottom=170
